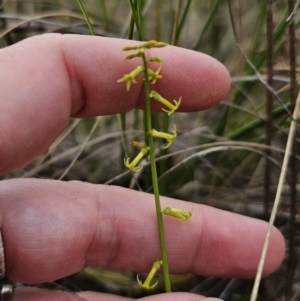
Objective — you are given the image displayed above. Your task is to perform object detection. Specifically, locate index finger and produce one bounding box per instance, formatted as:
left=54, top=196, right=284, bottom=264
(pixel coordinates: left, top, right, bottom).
left=0, top=34, right=230, bottom=174
left=0, top=179, right=284, bottom=284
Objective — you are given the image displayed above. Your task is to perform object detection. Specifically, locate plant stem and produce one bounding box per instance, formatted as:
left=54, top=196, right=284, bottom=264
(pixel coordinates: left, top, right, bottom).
left=193, top=0, right=220, bottom=50
left=127, top=0, right=143, bottom=40
left=77, top=0, right=95, bottom=36
left=141, top=54, right=171, bottom=293
left=175, top=0, right=192, bottom=44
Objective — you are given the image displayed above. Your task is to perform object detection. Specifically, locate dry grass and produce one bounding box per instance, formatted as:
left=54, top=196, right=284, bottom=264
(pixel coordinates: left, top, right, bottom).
left=1, top=1, right=299, bottom=300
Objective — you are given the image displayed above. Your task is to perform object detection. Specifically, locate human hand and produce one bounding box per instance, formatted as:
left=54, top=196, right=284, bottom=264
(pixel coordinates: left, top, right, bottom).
left=0, top=35, right=284, bottom=301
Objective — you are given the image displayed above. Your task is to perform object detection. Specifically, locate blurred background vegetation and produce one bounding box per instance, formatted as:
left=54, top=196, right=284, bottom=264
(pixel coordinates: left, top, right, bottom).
left=1, top=0, right=299, bottom=300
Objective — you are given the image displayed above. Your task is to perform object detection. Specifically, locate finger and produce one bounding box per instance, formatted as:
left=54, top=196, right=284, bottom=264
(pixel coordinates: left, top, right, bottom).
left=139, top=294, right=206, bottom=301
left=78, top=291, right=133, bottom=301
left=13, top=288, right=205, bottom=301
left=0, top=34, right=230, bottom=174
left=1, top=179, right=284, bottom=284
left=13, top=287, right=133, bottom=301
left=78, top=291, right=205, bottom=301
left=13, top=287, right=84, bottom=301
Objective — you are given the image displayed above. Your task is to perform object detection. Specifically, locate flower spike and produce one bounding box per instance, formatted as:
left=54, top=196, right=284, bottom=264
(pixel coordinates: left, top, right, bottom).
left=117, top=66, right=144, bottom=91
left=149, top=125, right=177, bottom=149
left=149, top=90, right=181, bottom=115
left=124, top=145, right=149, bottom=172
left=162, top=206, right=192, bottom=223
left=137, top=260, right=162, bottom=289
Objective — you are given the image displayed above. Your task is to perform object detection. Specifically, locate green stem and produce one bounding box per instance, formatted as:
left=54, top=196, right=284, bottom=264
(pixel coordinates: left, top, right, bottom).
left=193, top=0, right=220, bottom=50
left=77, top=0, right=95, bottom=36
left=128, top=14, right=135, bottom=39
left=141, top=54, right=171, bottom=293
left=127, top=0, right=143, bottom=40
left=99, top=0, right=109, bottom=32
left=175, top=0, right=192, bottom=44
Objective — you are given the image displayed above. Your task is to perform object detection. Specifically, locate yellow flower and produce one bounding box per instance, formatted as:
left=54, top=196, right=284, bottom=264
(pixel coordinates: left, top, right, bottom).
left=149, top=125, right=177, bottom=149
left=137, top=260, right=162, bottom=289
left=147, top=66, right=162, bottom=84
left=125, top=48, right=145, bottom=60
left=122, top=45, right=138, bottom=51
left=124, top=145, right=149, bottom=172
left=149, top=90, right=181, bottom=115
left=146, top=58, right=163, bottom=84
left=122, top=41, right=167, bottom=52
left=117, top=66, right=144, bottom=91
left=147, top=57, right=163, bottom=64
left=130, top=141, right=147, bottom=149
left=139, top=40, right=168, bottom=49
left=162, top=206, right=192, bottom=222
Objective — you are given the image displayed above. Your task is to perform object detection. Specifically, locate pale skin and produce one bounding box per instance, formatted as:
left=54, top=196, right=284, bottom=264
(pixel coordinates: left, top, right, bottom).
left=0, top=34, right=285, bottom=301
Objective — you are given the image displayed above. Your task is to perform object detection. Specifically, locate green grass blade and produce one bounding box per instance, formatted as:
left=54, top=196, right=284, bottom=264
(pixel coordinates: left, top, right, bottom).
left=77, top=0, right=95, bottom=36
left=99, top=0, right=110, bottom=31
left=127, top=0, right=143, bottom=40
left=193, top=0, right=221, bottom=50
left=226, top=105, right=289, bottom=140
left=175, top=0, right=192, bottom=44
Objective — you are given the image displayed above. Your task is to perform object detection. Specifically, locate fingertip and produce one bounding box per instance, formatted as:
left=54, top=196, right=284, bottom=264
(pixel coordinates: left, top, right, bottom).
left=182, top=50, right=231, bottom=110
left=205, top=56, right=231, bottom=107
left=172, top=47, right=230, bottom=110
left=135, top=46, right=231, bottom=112
left=263, top=225, right=285, bottom=276
left=188, top=206, right=285, bottom=279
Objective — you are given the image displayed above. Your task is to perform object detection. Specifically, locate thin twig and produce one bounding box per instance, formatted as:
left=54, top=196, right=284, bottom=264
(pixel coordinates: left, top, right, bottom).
left=147, top=145, right=282, bottom=193
left=105, top=140, right=294, bottom=186
left=59, top=117, right=101, bottom=180
left=287, top=0, right=300, bottom=23
left=0, top=12, right=87, bottom=38
left=231, top=74, right=294, bottom=84
left=250, top=90, right=300, bottom=301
